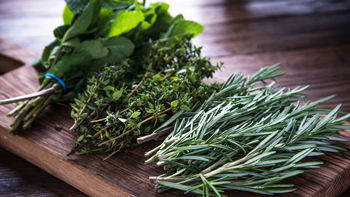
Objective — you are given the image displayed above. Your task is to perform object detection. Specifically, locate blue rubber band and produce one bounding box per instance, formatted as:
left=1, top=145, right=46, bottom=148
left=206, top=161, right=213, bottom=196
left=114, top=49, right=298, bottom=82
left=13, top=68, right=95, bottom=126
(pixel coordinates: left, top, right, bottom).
left=43, top=73, right=66, bottom=93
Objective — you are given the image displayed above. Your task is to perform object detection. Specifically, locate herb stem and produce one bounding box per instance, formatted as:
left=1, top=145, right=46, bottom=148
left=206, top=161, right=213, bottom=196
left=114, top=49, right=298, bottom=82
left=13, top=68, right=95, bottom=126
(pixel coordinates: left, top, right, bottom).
left=98, top=106, right=176, bottom=146
left=0, top=87, right=56, bottom=105
left=23, top=97, right=45, bottom=121
left=127, top=80, right=143, bottom=98
left=7, top=100, right=29, bottom=117
left=137, top=126, right=174, bottom=144
left=71, top=81, right=103, bottom=130
left=47, top=45, right=62, bottom=74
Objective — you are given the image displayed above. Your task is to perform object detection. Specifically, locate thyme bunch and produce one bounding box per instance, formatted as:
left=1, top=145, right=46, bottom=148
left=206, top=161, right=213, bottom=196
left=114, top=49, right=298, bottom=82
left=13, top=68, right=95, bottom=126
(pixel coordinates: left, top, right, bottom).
left=69, top=36, right=223, bottom=159
left=142, top=65, right=350, bottom=196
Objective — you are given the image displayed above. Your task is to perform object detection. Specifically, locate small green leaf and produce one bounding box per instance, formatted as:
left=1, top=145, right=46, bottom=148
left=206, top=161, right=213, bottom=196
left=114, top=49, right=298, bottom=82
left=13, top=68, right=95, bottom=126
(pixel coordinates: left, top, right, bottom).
left=153, top=75, right=164, bottom=82
left=85, top=102, right=96, bottom=110
left=113, top=88, right=123, bottom=101
left=77, top=135, right=84, bottom=142
left=171, top=100, right=179, bottom=108
left=148, top=102, right=154, bottom=109
left=103, top=85, right=115, bottom=92
left=146, top=109, right=154, bottom=114
left=132, top=111, right=141, bottom=118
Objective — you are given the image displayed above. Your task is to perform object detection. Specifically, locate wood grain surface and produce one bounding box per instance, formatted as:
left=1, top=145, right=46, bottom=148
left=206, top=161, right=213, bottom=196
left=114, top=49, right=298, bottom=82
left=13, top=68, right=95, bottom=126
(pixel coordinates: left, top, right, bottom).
left=1, top=0, right=350, bottom=196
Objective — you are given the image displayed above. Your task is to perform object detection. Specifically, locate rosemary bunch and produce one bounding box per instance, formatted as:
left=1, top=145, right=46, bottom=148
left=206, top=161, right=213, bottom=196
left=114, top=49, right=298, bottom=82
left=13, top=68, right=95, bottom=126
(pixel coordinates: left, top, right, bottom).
left=68, top=36, right=222, bottom=159
left=142, top=65, right=350, bottom=196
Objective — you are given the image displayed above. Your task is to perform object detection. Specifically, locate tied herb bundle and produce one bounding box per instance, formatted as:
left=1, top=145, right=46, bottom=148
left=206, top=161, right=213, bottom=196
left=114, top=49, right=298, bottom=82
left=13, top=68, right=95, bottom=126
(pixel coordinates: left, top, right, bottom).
left=0, top=0, right=204, bottom=135
left=68, top=35, right=222, bottom=159
left=140, top=65, right=350, bottom=196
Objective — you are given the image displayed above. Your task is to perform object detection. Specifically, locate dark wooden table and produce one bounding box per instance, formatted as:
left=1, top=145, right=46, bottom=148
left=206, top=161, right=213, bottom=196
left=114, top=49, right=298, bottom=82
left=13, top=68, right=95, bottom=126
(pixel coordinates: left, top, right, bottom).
left=1, top=0, right=350, bottom=196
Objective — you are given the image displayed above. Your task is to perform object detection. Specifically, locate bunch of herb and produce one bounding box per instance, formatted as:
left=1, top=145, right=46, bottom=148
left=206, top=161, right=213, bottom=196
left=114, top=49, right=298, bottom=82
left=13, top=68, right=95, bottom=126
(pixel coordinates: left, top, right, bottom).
left=141, top=65, right=350, bottom=196
left=68, top=35, right=222, bottom=159
left=0, top=0, right=204, bottom=134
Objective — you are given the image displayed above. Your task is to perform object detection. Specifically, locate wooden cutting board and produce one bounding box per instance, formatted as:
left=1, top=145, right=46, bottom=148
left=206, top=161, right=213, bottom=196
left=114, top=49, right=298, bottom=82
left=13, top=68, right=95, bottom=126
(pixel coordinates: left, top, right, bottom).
left=1, top=37, right=350, bottom=197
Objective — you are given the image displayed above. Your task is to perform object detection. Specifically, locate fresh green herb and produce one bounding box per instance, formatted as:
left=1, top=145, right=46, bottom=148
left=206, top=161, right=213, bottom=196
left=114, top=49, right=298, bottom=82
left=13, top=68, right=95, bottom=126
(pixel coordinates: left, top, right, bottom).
left=0, top=0, right=204, bottom=135
left=68, top=35, right=222, bottom=159
left=54, top=124, right=63, bottom=131
left=141, top=65, right=350, bottom=196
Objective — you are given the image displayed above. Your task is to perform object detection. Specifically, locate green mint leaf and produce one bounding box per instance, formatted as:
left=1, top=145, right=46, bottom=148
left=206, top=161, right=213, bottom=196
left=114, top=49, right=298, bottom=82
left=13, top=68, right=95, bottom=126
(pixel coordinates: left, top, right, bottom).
left=54, top=25, right=69, bottom=39
left=91, top=0, right=102, bottom=25
left=65, top=0, right=90, bottom=14
left=62, top=37, right=80, bottom=47
left=52, top=51, right=92, bottom=78
left=62, top=5, right=75, bottom=25
left=75, top=40, right=108, bottom=59
left=62, top=0, right=95, bottom=42
left=107, top=10, right=145, bottom=37
left=139, top=9, right=157, bottom=30
left=150, top=2, right=169, bottom=16
left=41, top=40, right=60, bottom=63
left=100, top=37, right=134, bottom=64
left=101, top=0, right=131, bottom=9
left=142, top=14, right=173, bottom=39
left=94, top=7, right=115, bottom=37
left=163, top=20, right=204, bottom=39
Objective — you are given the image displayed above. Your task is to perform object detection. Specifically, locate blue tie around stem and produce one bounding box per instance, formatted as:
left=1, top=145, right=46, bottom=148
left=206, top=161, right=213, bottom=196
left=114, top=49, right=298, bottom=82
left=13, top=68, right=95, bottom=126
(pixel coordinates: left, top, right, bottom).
left=42, top=73, right=66, bottom=93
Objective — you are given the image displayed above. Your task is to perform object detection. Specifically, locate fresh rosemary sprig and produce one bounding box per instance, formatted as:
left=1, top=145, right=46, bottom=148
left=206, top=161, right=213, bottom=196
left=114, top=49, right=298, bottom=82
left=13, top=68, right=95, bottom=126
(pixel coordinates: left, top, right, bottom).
left=142, top=65, right=350, bottom=196
left=69, top=35, right=223, bottom=159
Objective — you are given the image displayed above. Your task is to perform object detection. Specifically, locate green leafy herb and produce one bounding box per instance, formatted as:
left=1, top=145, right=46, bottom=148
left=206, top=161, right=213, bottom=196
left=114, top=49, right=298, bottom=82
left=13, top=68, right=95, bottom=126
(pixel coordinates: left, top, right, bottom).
left=68, top=35, right=222, bottom=159
left=142, top=65, right=350, bottom=196
left=0, top=0, right=204, bottom=135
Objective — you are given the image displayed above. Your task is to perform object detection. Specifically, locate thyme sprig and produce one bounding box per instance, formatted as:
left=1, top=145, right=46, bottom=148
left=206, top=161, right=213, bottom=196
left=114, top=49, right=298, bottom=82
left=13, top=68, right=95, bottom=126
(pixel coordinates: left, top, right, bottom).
left=142, top=65, right=350, bottom=196
left=69, top=36, right=223, bottom=159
